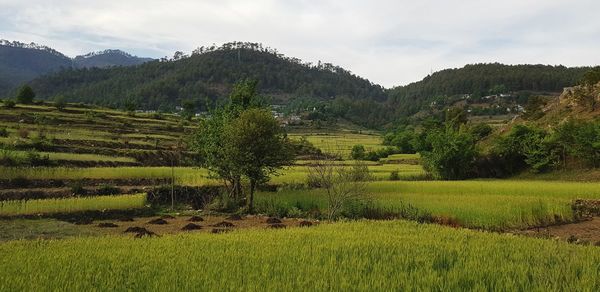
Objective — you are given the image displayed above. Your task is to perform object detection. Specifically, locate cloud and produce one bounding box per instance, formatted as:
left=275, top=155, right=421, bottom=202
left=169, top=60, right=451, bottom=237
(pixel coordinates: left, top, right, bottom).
left=1, top=0, right=599, bottom=87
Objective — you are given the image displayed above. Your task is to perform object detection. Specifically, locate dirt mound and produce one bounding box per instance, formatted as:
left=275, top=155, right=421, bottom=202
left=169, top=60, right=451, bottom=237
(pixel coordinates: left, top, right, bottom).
left=265, top=217, right=282, bottom=224
left=97, top=223, right=119, bottom=228
left=124, top=226, right=148, bottom=233
left=211, top=228, right=232, bottom=234
left=161, top=215, right=176, bottom=219
left=181, top=223, right=202, bottom=231
left=212, top=221, right=235, bottom=227
left=188, top=216, right=204, bottom=222
left=268, top=223, right=286, bottom=229
left=147, top=218, right=168, bottom=225
left=226, top=214, right=243, bottom=220
left=118, top=217, right=135, bottom=222
left=298, top=220, right=313, bottom=227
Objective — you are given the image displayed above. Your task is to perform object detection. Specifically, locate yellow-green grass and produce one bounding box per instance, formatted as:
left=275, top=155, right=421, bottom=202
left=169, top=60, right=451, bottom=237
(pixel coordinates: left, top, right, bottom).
left=0, top=193, right=146, bottom=216
left=0, top=164, right=424, bottom=185
left=289, top=132, right=384, bottom=157
left=0, top=220, right=598, bottom=291
left=380, top=153, right=421, bottom=162
left=4, top=150, right=136, bottom=163
left=257, top=180, right=600, bottom=229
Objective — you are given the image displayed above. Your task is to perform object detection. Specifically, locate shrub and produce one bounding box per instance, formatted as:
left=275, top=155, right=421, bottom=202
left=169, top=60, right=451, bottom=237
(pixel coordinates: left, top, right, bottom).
left=0, top=127, right=8, bottom=137
left=15, top=85, right=35, bottom=104
left=421, top=128, right=477, bottom=180
left=53, top=95, right=67, bottom=111
left=17, top=128, right=30, bottom=139
left=70, top=181, right=86, bottom=195
left=3, top=100, right=15, bottom=108
left=351, top=144, right=366, bottom=160
left=389, top=170, right=400, bottom=181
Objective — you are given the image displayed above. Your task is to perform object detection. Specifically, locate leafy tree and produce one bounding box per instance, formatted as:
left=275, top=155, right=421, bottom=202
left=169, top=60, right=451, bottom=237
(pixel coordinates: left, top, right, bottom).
left=53, top=95, right=66, bottom=111
left=493, top=125, right=559, bottom=173
left=15, top=85, right=35, bottom=104
left=3, top=100, right=15, bottom=108
left=181, top=99, right=196, bottom=120
left=581, top=67, right=600, bottom=86
left=192, top=79, right=293, bottom=212
left=421, top=128, right=477, bottom=180
left=351, top=144, right=366, bottom=160
left=445, top=107, right=468, bottom=129
left=224, top=108, right=293, bottom=211
left=469, top=123, right=492, bottom=141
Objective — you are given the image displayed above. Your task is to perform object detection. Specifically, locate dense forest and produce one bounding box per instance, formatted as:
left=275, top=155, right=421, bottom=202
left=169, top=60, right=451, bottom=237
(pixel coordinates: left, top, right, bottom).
left=28, top=42, right=386, bottom=111
left=387, top=63, right=591, bottom=117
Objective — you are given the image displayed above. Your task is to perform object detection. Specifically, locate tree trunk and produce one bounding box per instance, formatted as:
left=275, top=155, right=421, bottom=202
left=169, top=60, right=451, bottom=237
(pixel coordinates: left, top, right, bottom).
left=248, top=179, right=255, bottom=213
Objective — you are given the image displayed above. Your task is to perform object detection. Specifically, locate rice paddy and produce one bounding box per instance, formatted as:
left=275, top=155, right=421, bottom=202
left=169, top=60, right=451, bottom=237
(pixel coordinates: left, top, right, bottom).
left=0, top=194, right=147, bottom=216
left=0, top=220, right=598, bottom=291
left=256, top=180, right=600, bottom=229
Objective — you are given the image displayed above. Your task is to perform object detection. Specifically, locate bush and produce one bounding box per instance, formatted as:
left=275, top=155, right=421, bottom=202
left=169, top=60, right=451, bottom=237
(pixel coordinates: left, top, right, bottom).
left=17, top=128, right=30, bottom=139
left=70, top=181, right=86, bottom=195
left=351, top=144, right=366, bottom=160
left=389, top=170, right=400, bottom=181
left=0, top=127, right=8, bottom=137
left=15, top=85, right=35, bottom=104
left=3, top=100, right=15, bottom=108
left=53, top=95, right=67, bottom=111
left=421, top=129, right=477, bottom=180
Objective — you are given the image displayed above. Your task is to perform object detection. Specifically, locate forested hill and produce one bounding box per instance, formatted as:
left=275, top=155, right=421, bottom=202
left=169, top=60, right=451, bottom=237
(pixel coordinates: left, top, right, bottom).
left=0, top=40, right=152, bottom=96
left=387, top=63, right=590, bottom=116
left=29, top=42, right=386, bottom=110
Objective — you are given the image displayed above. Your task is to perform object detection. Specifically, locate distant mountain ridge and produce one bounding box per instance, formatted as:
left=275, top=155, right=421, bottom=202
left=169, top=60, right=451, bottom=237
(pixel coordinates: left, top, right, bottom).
left=0, top=40, right=153, bottom=96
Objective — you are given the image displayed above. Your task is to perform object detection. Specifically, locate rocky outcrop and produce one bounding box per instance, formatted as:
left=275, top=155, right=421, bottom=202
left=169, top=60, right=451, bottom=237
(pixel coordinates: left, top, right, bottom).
left=560, top=82, right=600, bottom=110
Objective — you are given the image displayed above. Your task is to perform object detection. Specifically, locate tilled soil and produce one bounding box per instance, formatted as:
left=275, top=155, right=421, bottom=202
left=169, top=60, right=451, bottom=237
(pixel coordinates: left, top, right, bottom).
left=518, top=217, right=600, bottom=245
left=96, top=215, right=317, bottom=237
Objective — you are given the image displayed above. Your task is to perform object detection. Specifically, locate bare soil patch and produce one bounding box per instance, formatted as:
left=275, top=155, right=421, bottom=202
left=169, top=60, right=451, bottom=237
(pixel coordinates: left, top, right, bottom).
left=519, top=217, right=600, bottom=245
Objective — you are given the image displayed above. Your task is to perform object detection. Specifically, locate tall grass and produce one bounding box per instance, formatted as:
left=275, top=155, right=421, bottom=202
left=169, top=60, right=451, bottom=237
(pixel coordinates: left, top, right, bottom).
left=0, top=194, right=146, bottom=216
left=0, top=220, right=598, bottom=291
left=256, top=180, right=600, bottom=229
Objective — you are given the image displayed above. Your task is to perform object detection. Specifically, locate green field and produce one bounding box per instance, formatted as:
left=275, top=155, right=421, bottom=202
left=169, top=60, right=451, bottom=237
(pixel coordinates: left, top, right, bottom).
left=0, top=194, right=147, bottom=216
left=289, top=132, right=384, bottom=157
left=0, top=220, right=598, bottom=291
left=257, top=180, right=600, bottom=229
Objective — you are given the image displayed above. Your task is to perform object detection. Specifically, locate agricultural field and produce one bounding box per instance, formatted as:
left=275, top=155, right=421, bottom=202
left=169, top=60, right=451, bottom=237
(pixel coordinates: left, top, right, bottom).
left=0, top=102, right=599, bottom=290
left=0, top=220, right=599, bottom=291
left=256, top=180, right=600, bottom=230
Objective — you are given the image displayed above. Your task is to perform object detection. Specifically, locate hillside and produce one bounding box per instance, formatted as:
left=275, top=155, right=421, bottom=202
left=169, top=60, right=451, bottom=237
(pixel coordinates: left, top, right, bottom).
left=29, top=42, right=386, bottom=111
left=0, top=40, right=152, bottom=96
left=387, top=63, right=590, bottom=117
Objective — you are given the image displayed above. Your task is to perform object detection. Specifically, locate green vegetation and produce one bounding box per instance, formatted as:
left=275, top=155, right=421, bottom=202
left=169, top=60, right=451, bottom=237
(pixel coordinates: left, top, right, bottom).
left=1, top=220, right=599, bottom=291
left=0, top=193, right=146, bottom=216
left=257, top=180, right=600, bottom=229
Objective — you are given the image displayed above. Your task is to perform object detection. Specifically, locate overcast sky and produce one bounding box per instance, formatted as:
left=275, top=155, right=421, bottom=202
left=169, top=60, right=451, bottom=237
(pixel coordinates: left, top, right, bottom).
left=1, top=0, right=599, bottom=87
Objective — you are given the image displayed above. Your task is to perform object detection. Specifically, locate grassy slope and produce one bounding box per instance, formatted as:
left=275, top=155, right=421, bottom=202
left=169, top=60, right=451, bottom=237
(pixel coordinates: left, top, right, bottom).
left=0, top=220, right=598, bottom=291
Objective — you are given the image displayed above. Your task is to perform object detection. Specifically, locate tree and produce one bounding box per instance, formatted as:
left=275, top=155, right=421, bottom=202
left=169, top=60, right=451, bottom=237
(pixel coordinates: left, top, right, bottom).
left=351, top=144, right=366, bottom=160
left=307, top=158, right=371, bottom=219
left=181, top=99, right=195, bottom=121
left=421, top=128, right=477, bottom=180
left=445, top=107, right=467, bottom=129
left=224, top=108, right=293, bottom=211
left=15, top=85, right=35, bottom=104
left=53, top=95, right=66, bottom=111
left=192, top=79, right=293, bottom=212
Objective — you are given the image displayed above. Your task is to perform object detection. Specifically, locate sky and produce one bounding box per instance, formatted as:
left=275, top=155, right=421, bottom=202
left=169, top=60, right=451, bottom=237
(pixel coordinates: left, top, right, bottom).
left=1, top=0, right=599, bottom=88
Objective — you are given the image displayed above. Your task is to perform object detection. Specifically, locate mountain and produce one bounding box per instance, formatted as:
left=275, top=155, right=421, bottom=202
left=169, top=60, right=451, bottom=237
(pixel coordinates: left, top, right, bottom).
left=29, top=42, right=386, bottom=110
left=0, top=40, right=72, bottom=95
left=0, top=40, right=153, bottom=96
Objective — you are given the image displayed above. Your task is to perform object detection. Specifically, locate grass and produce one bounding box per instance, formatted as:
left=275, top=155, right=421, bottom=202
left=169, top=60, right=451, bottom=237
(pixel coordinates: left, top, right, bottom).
left=3, top=150, right=136, bottom=163
left=0, top=194, right=147, bottom=216
left=0, top=219, right=103, bottom=241
left=289, top=132, right=384, bottom=157
left=0, top=220, right=598, bottom=291
left=0, top=164, right=426, bottom=185
left=256, top=180, right=600, bottom=229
